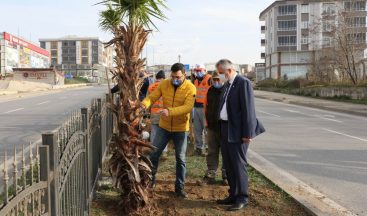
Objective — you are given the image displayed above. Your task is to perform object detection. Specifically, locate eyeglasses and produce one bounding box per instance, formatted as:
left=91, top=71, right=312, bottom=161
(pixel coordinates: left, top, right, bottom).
left=212, top=78, right=220, bottom=82
left=194, top=69, right=205, bottom=72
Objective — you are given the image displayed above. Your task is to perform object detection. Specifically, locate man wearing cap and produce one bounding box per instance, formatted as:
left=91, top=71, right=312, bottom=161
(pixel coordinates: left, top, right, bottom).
left=147, top=70, right=168, bottom=157
left=203, top=71, right=227, bottom=185
left=193, top=64, right=211, bottom=156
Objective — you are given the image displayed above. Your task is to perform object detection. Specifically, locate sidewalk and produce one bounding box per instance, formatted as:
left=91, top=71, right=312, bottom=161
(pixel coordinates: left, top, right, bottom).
left=254, top=90, right=367, bottom=117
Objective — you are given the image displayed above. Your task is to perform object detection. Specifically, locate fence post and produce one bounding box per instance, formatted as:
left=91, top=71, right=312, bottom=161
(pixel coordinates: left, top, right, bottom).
left=39, top=145, right=50, bottom=214
left=81, top=107, right=91, bottom=213
left=42, top=132, right=58, bottom=216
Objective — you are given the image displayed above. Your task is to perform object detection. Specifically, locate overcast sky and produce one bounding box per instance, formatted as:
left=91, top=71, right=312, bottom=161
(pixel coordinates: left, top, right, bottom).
left=0, top=0, right=275, bottom=66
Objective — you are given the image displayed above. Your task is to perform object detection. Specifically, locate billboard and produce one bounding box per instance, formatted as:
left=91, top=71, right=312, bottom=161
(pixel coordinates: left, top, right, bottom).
left=2, top=32, right=50, bottom=72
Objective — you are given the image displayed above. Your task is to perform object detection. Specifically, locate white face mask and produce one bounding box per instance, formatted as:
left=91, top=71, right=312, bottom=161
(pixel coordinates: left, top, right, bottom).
left=218, top=74, right=227, bottom=83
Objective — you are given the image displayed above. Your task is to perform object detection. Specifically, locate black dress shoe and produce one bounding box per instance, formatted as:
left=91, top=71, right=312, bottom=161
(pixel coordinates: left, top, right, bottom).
left=216, top=197, right=235, bottom=205
left=175, top=190, right=188, bottom=198
left=227, top=201, right=248, bottom=211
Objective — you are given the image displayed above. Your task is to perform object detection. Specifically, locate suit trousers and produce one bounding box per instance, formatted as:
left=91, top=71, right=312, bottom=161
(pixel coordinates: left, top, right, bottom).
left=220, top=121, right=249, bottom=203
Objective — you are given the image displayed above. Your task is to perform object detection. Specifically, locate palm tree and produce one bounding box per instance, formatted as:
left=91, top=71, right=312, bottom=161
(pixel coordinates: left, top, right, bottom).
left=98, top=0, right=167, bottom=213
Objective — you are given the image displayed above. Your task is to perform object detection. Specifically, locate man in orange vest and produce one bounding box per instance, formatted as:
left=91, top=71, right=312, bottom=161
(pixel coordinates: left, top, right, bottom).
left=193, top=64, right=211, bottom=156
left=148, top=70, right=166, bottom=154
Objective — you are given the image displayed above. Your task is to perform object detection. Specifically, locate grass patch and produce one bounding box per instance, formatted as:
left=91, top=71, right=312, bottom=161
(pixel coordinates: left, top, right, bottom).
left=92, top=151, right=310, bottom=216
left=64, top=76, right=90, bottom=85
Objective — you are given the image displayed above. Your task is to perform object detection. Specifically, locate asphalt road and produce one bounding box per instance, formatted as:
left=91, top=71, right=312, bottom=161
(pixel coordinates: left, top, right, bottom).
left=0, top=86, right=108, bottom=156
left=252, top=98, right=367, bottom=215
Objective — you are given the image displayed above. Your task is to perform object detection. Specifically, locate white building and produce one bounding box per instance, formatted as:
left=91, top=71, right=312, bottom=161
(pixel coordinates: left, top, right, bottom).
left=260, top=0, right=367, bottom=80
left=0, top=32, right=50, bottom=76
left=39, top=36, right=114, bottom=78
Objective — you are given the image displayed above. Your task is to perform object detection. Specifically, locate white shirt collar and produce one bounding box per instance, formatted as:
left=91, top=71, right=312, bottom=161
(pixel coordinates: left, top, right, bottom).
left=229, top=73, right=237, bottom=84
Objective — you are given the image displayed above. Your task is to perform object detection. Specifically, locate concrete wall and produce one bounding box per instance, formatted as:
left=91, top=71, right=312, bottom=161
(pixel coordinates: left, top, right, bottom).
left=13, top=69, right=64, bottom=86
left=291, top=87, right=367, bottom=100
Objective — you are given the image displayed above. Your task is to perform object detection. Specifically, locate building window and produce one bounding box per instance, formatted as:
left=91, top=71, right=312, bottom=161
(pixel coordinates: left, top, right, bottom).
left=51, top=41, right=58, bottom=49
left=51, top=58, right=57, bottom=66
left=278, top=5, right=297, bottom=15
left=346, top=17, right=366, bottom=27
left=347, top=33, right=366, bottom=44
left=301, top=21, right=309, bottom=29
left=301, top=4, right=309, bottom=13
left=322, top=21, right=334, bottom=32
left=278, top=20, right=297, bottom=31
left=40, top=42, right=46, bottom=49
left=322, top=37, right=332, bottom=47
left=323, top=3, right=336, bottom=15
left=301, top=37, right=309, bottom=44
left=82, top=49, right=88, bottom=56
left=344, top=1, right=366, bottom=11
left=81, top=41, right=88, bottom=48
left=51, top=50, right=57, bottom=56
left=278, top=36, right=297, bottom=46
left=82, top=57, right=88, bottom=64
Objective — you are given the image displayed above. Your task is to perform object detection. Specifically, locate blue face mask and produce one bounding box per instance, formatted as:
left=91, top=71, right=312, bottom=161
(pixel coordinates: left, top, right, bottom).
left=196, top=72, right=205, bottom=78
left=213, top=83, right=222, bottom=89
left=172, top=79, right=183, bottom=87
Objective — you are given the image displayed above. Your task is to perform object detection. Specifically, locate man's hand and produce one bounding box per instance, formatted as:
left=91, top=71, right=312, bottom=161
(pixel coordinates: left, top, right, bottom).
left=242, top=137, right=252, bottom=144
left=160, top=109, right=169, bottom=117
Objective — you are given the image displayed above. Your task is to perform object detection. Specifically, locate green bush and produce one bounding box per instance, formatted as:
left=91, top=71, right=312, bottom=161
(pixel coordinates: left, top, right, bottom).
left=65, top=76, right=90, bottom=85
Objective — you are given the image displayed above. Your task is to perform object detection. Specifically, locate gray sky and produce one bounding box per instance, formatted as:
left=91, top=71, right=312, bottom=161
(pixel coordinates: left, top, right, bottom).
left=0, top=0, right=274, bottom=66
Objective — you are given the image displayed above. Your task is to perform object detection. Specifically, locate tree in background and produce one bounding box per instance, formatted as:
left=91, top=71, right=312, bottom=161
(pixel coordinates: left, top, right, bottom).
left=98, top=0, right=167, bottom=213
left=308, top=3, right=367, bottom=85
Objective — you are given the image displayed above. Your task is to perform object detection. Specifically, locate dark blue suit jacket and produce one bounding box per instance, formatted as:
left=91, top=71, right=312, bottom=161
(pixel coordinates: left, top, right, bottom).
left=218, top=75, right=265, bottom=143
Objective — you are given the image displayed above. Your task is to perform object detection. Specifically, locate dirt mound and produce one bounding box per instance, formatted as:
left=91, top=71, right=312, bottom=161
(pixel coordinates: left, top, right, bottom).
left=4, top=80, right=52, bottom=92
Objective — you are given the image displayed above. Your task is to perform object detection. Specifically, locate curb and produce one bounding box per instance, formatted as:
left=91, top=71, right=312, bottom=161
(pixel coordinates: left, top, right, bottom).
left=248, top=149, right=357, bottom=216
left=255, top=95, right=367, bottom=117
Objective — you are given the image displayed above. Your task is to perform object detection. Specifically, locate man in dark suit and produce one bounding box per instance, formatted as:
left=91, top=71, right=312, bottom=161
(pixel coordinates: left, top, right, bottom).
left=215, top=59, right=265, bottom=211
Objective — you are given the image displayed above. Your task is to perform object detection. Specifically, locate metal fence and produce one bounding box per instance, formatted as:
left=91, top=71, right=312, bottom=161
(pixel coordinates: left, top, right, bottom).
left=0, top=94, right=114, bottom=216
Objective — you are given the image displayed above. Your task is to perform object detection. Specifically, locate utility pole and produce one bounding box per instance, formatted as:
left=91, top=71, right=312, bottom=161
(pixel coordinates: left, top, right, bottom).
left=178, top=54, right=181, bottom=63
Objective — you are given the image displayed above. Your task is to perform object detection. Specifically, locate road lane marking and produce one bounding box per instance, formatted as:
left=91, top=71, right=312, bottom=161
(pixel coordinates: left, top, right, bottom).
left=284, top=109, right=301, bottom=113
left=258, top=110, right=281, bottom=117
left=314, top=116, right=343, bottom=123
left=3, top=108, right=25, bottom=114
left=256, top=98, right=367, bottom=121
left=37, top=101, right=50, bottom=105
left=322, top=128, right=367, bottom=142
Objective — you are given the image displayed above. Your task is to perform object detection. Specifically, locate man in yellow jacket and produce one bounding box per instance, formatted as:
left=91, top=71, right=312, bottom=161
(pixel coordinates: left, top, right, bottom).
left=142, top=63, right=196, bottom=198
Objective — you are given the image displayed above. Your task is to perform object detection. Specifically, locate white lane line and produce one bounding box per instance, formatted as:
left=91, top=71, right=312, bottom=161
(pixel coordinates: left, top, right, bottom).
left=322, top=128, right=367, bottom=142
left=258, top=110, right=281, bottom=118
left=315, top=116, right=343, bottom=123
left=37, top=101, right=50, bottom=105
left=3, top=108, right=25, bottom=114
left=284, top=109, right=301, bottom=113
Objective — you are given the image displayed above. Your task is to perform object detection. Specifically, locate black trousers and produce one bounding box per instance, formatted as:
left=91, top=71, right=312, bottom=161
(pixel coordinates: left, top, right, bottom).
left=220, top=121, right=249, bottom=203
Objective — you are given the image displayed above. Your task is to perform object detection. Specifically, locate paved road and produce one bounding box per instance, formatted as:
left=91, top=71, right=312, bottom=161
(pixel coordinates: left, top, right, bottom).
left=0, top=86, right=108, bottom=156
left=252, top=98, right=367, bottom=215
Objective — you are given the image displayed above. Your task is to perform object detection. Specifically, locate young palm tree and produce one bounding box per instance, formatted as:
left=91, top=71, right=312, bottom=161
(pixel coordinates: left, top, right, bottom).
left=98, top=0, right=167, bottom=213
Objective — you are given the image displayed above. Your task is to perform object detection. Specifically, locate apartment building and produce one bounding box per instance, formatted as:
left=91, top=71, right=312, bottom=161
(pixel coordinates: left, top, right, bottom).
left=260, top=0, right=367, bottom=80
left=39, top=36, right=114, bottom=78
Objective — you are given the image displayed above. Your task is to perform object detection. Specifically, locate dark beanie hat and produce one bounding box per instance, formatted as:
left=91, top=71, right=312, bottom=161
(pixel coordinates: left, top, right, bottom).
left=156, top=70, right=166, bottom=79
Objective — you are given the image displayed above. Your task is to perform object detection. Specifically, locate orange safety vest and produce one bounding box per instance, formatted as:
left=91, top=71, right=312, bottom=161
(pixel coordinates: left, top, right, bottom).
left=194, top=74, right=211, bottom=104
left=148, top=82, right=163, bottom=114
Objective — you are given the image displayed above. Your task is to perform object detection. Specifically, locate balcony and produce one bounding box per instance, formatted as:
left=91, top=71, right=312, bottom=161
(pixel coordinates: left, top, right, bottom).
left=261, top=26, right=266, bottom=34
left=261, top=52, right=266, bottom=59
left=261, top=39, right=266, bottom=46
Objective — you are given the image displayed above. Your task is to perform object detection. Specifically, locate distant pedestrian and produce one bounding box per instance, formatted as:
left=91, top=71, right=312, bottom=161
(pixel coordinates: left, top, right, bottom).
left=215, top=59, right=265, bottom=211
left=142, top=63, right=196, bottom=198
left=193, top=64, right=211, bottom=156
left=203, top=71, right=227, bottom=185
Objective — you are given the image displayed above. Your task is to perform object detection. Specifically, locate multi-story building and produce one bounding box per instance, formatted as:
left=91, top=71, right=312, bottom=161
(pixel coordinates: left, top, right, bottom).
left=39, top=36, right=114, bottom=79
left=260, top=0, right=367, bottom=80
left=0, top=32, right=50, bottom=76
